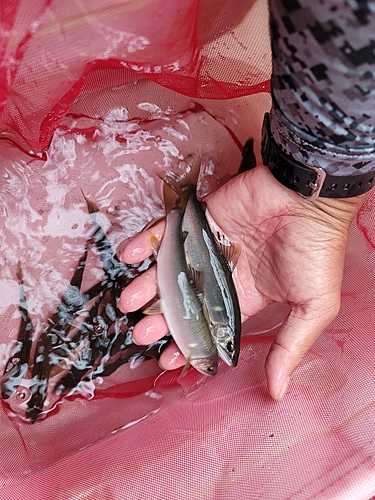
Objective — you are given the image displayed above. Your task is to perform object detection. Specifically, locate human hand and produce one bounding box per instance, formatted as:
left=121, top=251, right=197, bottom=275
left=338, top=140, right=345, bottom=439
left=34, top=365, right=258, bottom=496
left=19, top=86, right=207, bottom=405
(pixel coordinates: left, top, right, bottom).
left=119, top=164, right=367, bottom=400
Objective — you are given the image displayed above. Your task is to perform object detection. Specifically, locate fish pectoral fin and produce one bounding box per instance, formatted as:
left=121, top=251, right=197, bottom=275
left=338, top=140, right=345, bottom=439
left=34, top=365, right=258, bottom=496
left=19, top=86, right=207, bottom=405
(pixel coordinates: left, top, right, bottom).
left=225, top=242, right=242, bottom=272
left=143, top=298, right=164, bottom=315
left=214, top=234, right=242, bottom=272
left=150, top=234, right=161, bottom=259
left=180, top=359, right=191, bottom=377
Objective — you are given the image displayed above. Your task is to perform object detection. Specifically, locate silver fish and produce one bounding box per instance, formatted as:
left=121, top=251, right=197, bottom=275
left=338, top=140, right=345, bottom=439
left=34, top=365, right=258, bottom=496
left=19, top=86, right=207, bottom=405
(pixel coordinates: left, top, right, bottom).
left=182, top=179, right=241, bottom=367
left=146, top=159, right=218, bottom=376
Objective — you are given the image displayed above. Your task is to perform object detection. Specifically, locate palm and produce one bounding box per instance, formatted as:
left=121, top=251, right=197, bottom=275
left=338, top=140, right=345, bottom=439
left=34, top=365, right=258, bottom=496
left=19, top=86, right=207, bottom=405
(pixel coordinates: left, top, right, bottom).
left=120, top=164, right=361, bottom=400
left=206, top=165, right=345, bottom=322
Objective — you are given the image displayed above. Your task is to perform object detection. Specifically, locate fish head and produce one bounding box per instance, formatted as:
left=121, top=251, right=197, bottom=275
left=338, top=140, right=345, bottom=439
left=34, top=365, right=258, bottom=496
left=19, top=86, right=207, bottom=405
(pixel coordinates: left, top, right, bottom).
left=1, top=359, right=30, bottom=400
left=190, top=356, right=218, bottom=376
left=211, top=324, right=239, bottom=367
left=0, top=380, right=33, bottom=422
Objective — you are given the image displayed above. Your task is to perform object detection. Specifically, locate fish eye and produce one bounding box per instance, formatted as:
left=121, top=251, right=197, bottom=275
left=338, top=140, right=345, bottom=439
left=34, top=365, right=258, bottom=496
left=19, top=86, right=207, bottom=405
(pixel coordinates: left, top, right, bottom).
left=15, top=387, right=31, bottom=402
left=226, top=340, right=234, bottom=353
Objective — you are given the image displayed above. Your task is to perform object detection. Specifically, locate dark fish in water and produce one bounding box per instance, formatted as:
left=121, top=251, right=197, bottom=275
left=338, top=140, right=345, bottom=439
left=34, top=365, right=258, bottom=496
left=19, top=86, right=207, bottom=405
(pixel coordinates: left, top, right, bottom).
left=24, top=247, right=97, bottom=423
left=1, top=250, right=90, bottom=411
left=1, top=264, right=34, bottom=402
left=1, top=194, right=164, bottom=423
left=24, top=195, right=151, bottom=423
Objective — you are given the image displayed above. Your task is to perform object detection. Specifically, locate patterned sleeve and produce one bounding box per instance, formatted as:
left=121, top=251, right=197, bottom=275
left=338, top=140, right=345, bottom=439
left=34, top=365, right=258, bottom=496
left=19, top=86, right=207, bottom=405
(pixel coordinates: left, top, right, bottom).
left=268, top=0, right=375, bottom=176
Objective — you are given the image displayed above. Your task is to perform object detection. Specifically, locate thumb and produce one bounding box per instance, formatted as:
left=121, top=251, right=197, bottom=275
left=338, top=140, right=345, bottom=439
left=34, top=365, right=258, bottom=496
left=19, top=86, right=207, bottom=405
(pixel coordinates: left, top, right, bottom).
left=264, top=301, right=340, bottom=401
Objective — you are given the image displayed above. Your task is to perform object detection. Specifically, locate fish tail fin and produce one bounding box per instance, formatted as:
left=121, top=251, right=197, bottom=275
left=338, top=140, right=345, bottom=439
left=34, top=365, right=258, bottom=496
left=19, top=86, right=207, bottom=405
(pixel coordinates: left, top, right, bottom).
left=163, top=182, right=180, bottom=214
left=178, top=185, right=193, bottom=212
left=178, top=155, right=201, bottom=190
left=159, top=155, right=202, bottom=213
left=16, top=262, right=23, bottom=283
left=81, top=190, right=100, bottom=214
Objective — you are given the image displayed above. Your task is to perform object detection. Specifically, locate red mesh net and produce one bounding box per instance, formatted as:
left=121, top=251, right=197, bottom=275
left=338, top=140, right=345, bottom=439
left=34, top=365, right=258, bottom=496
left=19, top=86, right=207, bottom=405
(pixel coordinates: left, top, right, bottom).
left=0, top=0, right=270, bottom=153
left=1, top=1, right=375, bottom=499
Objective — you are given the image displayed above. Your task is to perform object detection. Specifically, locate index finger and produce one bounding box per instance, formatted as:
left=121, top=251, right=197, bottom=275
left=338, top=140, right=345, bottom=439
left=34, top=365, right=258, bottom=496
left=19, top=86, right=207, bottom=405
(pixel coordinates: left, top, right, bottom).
left=120, top=220, right=165, bottom=264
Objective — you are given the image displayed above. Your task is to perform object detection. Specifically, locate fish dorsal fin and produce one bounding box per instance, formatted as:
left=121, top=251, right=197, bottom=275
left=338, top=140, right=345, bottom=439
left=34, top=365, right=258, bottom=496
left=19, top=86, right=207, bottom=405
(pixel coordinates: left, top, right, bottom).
left=143, top=298, right=164, bottom=315
left=214, top=232, right=241, bottom=272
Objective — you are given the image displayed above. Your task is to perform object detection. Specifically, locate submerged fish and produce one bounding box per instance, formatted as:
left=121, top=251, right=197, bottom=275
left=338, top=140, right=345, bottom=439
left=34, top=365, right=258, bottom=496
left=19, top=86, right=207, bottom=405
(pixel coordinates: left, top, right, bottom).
left=146, top=158, right=218, bottom=376
left=183, top=186, right=242, bottom=367
left=1, top=195, right=165, bottom=423
left=1, top=264, right=34, bottom=401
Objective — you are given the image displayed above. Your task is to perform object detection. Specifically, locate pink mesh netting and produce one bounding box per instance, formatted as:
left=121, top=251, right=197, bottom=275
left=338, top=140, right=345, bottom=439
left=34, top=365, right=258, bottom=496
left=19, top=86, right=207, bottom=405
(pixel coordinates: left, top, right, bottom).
left=0, top=0, right=270, bottom=154
left=0, top=1, right=375, bottom=499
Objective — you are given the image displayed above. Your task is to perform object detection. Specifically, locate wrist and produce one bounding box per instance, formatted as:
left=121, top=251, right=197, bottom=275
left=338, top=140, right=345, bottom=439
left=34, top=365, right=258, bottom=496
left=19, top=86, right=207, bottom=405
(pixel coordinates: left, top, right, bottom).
left=255, top=163, right=369, bottom=232
left=309, top=190, right=371, bottom=227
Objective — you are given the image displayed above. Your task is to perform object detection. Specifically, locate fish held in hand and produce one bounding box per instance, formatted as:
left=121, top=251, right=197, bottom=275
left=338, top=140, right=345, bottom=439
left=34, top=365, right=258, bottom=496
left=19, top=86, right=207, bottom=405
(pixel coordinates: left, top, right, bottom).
left=146, top=157, right=218, bottom=376
left=183, top=187, right=242, bottom=367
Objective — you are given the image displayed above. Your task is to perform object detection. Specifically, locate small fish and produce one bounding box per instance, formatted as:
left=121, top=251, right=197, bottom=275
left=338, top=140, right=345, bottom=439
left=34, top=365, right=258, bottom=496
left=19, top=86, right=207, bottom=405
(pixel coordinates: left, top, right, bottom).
left=182, top=169, right=242, bottom=367
left=1, top=264, right=34, bottom=400
left=2, top=195, right=154, bottom=423
left=145, top=157, right=218, bottom=376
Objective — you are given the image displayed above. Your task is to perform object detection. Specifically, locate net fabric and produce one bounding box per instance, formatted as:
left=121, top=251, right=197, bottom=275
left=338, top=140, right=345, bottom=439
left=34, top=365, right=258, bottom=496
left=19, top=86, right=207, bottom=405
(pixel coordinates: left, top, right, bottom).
left=0, top=0, right=270, bottom=153
left=1, top=1, right=375, bottom=499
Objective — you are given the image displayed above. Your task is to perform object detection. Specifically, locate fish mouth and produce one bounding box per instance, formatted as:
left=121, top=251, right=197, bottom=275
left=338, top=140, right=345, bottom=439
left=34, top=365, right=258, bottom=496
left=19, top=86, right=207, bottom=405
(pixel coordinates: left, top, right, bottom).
left=190, top=357, right=218, bottom=376
left=217, top=343, right=239, bottom=368
left=211, top=325, right=239, bottom=367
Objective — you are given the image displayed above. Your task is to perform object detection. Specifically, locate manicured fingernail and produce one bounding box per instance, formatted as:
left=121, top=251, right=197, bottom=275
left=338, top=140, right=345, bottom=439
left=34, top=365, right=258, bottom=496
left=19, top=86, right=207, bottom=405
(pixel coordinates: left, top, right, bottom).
left=276, top=376, right=290, bottom=401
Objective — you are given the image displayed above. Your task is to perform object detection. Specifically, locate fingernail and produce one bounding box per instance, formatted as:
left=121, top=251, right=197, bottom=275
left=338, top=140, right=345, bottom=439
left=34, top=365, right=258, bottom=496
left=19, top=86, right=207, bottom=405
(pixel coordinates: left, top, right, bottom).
left=276, top=376, right=290, bottom=401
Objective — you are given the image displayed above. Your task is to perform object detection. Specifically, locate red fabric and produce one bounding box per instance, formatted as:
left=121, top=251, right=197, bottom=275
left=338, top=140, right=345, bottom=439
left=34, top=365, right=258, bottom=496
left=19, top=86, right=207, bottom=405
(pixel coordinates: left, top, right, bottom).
left=1, top=1, right=375, bottom=499
left=0, top=0, right=270, bottom=153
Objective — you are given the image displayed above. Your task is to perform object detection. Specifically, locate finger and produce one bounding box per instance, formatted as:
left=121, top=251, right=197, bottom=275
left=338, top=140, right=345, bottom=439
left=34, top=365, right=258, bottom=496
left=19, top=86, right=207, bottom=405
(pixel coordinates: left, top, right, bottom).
left=265, top=300, right=340, bottom=401
left=132, top=314, right=169, bottom=345
left=120, top=220, right=165, bottom=264
left=158, top=342, right=186, bottom=371
left=118, top=266, right=157, bottom=312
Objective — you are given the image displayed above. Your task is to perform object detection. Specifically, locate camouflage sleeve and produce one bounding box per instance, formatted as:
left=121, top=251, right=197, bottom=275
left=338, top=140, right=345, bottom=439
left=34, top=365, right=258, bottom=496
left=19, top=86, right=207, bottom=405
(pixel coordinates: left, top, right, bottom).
left=268, top=0, right=375, bottom=176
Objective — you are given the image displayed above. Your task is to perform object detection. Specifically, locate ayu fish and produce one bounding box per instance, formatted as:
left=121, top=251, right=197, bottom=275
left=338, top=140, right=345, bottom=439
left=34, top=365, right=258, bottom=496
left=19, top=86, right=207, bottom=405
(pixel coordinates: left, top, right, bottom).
left=146, top=158, right=218, bottom=376
left=182, top=167, right=242, bottom=367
